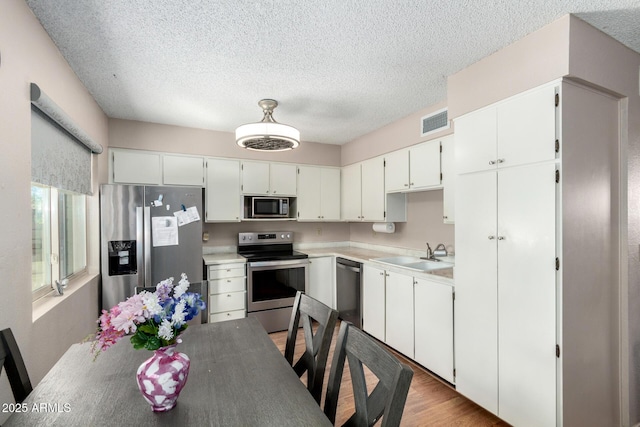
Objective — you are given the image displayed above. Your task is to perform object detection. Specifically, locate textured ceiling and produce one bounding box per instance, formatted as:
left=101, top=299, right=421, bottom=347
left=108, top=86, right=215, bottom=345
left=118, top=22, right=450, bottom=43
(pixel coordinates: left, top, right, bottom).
left=25, top=0, right=640, bottom=145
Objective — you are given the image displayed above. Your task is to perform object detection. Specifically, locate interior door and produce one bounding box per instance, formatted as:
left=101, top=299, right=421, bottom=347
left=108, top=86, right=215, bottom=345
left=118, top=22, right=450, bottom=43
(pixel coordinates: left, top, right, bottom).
left=497, top=162, right=556, bottom=427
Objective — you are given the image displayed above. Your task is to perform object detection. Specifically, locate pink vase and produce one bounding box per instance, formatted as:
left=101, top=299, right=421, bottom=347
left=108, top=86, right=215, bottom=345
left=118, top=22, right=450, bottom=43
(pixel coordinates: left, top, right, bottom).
left=135, top=345, right=190, bottom=412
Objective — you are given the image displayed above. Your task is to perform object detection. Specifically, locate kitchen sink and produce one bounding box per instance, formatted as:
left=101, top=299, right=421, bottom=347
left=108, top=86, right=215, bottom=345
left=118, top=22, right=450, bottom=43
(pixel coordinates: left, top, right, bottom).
left=402, top=260, right=453, bottom=272
left=371, top=256, right=422, bottom=265
left=371, top=256, right=453, bottom=272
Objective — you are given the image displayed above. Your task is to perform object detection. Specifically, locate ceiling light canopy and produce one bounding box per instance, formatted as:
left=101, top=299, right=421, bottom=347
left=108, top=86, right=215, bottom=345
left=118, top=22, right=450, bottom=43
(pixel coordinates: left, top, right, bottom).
left=235, top=99, right=300, bottom=151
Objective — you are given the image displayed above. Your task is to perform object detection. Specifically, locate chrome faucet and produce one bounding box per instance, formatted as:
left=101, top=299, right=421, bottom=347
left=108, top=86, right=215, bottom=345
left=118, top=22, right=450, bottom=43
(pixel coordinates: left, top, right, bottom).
left=422, top=243, right=436, bottom=261
left=422, top=242, right=447, bottom=261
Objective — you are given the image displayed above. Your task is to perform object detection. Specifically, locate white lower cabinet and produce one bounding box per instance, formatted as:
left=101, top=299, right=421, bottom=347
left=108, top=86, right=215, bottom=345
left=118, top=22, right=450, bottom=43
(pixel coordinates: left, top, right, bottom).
left=362, top=264, right=386, bottom=342
left=385, top=271, right=415, bottom=358
left=363, top=263, right=455, bottom=382
left=307, top=256, right=335, bottom=309
left=414, top=278, right=454, bottom=383
left=207, top=263, right=246, bottom=322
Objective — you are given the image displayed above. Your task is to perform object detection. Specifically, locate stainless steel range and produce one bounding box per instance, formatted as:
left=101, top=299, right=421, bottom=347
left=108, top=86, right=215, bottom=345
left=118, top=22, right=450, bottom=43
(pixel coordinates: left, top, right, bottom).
left=238, top=232, right=309, bottom=333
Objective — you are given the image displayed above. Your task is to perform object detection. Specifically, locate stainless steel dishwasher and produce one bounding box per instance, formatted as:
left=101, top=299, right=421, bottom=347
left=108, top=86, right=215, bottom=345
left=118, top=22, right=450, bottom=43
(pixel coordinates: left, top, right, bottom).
left=336, top=257, right=362, bottom=328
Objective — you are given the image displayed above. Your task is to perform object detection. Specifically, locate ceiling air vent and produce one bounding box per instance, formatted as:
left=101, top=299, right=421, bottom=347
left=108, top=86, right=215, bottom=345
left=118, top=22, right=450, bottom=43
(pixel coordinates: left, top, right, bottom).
left=421, top=108, right=449, bottom=137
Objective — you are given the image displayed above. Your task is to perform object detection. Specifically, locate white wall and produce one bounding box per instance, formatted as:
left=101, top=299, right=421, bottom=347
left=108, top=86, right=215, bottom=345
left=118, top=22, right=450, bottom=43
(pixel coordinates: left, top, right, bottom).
left=0, top=1, right=108, bottom=421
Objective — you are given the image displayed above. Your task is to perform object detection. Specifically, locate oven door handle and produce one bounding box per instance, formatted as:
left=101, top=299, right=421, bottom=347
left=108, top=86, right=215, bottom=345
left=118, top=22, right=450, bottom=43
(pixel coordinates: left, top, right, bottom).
left=248, top=259, right=309, bottom=268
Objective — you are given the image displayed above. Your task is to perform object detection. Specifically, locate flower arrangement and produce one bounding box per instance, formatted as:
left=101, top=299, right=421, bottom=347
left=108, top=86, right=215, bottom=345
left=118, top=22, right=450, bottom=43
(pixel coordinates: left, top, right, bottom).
left=90, top=273, right=206, bottom=359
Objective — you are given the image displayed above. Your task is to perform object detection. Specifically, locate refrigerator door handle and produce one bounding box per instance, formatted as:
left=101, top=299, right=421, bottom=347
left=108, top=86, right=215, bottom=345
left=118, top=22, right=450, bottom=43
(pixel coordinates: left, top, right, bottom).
left=136, top=206, right=145, bottom=288
left=143, top=206, right=152, bottom=287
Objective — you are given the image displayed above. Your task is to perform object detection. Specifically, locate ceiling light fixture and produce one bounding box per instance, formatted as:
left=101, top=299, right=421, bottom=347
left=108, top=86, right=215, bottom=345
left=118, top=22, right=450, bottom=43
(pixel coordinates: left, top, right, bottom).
left=235, top=99, right=300, bottom=151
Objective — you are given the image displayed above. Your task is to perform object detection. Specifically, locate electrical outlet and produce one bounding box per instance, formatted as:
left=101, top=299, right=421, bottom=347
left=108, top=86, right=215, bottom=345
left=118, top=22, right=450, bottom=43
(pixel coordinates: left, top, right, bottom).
left=316, top=227, right=322, bottom=236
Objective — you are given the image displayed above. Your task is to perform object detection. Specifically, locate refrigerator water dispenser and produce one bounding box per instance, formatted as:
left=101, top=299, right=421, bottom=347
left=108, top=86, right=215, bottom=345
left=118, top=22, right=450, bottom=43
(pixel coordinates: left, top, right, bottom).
left=108, top=240, right=137, bottom=276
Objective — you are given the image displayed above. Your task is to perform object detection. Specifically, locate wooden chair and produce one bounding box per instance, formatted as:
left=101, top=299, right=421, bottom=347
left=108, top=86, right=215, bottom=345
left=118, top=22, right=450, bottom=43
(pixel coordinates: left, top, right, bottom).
left=0, top=328, right=33, bottom=404
left=134, top=286, right=156, bottom=294
left=285, top=291, right=338, bottom=404
left=324, top=321, right=414, bottom=427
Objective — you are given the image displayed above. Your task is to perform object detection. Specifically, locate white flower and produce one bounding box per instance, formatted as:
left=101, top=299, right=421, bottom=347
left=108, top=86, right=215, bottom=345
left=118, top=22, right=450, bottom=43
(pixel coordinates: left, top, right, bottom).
left=141, top=292, right=163, bottom=317
left=171, top=300, right=187, bottom=328
left=158, top=319, right=174, bottom=341
left=173, top=273, right=190, bottom=298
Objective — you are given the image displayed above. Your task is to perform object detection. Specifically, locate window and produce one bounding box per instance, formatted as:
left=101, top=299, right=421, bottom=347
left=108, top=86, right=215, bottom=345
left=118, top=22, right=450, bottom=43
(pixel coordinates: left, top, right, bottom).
left=31, top=184, right=87, bottom=299
left=30, top=83, right=102, bottom=300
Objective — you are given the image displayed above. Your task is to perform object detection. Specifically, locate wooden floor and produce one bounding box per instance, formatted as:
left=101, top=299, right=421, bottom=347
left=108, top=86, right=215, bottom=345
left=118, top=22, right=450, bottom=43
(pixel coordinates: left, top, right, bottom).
left=269, top=322, right=509, bottom=426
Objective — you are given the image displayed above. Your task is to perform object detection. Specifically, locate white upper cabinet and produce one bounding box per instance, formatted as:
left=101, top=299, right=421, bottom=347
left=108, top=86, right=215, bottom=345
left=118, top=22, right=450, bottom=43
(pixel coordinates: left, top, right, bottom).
left=297, top=166, right=340, bottom=221
left=205, top=158, right=241, bottom=222
left=385, top=140, right=441, bottom=192
left=112, top=149, right=204, bottom=187
left=360, top=157, right=385, bottom=221
left=242, top=161, right=297, bottom=196
left=454, top=106, right=497, bottom=175
left=456, top=84, right=556, bottom=175
left=440, top=135, right=455, bottom=224
left=384, top=149, right=410, bottom=192
left=341, top=163, right=362, bottom=221
left=163, top=154, right=204, bottom=187
left=409, top=140, right=441, bottom=189
left=112, top=150, right=162, bottom=185
left=497, top=84, right=556, bottom=169
left=241, top=161, right=269, bottom=194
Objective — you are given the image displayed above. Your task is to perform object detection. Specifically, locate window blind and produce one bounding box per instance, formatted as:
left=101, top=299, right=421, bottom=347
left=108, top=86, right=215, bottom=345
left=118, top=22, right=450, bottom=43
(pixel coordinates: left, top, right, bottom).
left=30, top=83, right=102, bottom=195
left=31, top=107, right=92, bottom=195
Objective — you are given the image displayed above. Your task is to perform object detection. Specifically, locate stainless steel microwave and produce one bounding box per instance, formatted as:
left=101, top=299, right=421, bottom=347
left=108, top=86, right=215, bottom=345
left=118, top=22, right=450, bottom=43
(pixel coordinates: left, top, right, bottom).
left=250, top=197, right=289, bottom=218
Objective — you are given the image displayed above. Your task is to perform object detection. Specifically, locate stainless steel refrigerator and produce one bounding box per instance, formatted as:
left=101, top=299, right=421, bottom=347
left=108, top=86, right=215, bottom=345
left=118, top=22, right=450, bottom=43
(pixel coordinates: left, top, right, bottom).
left=100, top=184, right=203, bottom=310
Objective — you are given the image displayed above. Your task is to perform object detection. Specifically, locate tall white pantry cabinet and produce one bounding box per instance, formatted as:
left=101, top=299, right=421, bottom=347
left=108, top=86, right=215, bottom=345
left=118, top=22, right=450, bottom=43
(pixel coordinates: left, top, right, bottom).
left=454, top=80, right=621, bottom=427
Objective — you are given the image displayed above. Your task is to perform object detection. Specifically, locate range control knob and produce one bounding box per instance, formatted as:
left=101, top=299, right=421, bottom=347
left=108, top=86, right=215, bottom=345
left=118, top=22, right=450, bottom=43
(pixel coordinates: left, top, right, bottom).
left=281, top=234, right=285, bottom=239
left=286, top=234, right=291, bottom=239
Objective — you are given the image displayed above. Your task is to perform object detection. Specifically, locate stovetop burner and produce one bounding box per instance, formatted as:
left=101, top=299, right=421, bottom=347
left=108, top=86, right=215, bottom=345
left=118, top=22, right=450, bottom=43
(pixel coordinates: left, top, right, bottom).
left=237, top=231, right=308, bottom=262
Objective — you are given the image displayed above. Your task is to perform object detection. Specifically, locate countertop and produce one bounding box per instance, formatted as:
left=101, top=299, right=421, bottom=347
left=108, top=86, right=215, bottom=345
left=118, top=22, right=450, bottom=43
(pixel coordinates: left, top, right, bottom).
left=203, top=253, right=246, bottom=265
left=203, top=244, right=454, bottom=284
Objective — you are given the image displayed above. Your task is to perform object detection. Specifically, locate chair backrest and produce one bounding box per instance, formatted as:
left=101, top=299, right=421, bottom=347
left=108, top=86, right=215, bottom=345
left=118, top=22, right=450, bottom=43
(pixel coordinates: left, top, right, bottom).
left=324, top=322, right=414, bottom=427
left=0, top=328, right=33, bottom=404
left=285, top=291, right=339, bottom=404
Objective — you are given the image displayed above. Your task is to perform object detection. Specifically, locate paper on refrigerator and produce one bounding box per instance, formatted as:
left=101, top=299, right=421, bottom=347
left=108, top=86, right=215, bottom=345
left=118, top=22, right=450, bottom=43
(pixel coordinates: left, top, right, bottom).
left=173, top=206, right=200, bottom=226
left=152, top=216, right=179, bottom=247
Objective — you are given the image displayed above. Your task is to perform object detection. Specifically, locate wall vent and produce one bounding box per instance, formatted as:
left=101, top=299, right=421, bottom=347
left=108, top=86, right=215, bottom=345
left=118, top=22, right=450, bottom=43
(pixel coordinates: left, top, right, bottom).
left=421, top=108, right=449, bottom=137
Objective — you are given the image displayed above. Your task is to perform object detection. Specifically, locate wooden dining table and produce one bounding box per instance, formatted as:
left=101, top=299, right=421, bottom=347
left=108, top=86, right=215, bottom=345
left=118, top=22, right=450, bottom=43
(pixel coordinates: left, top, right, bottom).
left=4, top=317, right=332, bottom=426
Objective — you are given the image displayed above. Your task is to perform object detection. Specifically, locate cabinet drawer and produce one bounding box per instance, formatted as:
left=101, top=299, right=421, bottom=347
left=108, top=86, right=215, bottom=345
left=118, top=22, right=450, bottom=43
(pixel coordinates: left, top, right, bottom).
left=209, top=277, right=245, bottom=294
left=209, top=291, right=245, bottom=313
left=208, top=264, right=245, bottom=279
left=210, top=310, right=246, bottom=323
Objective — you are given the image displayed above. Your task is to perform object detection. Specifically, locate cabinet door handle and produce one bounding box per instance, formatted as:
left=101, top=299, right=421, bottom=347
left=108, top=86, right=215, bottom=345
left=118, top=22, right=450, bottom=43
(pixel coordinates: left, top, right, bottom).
left=227, top=294, right=232, bottom=297
left=488, top=236, right=496, bottom=240
left=410, top=182, right=414, bottom=186
left=227, top=313, right=231, bottom=317
left=379, top=272, right=384, bottom=276
left=497, top=236, right=506, bottom=240
left=497, top=158, right=505, bottom=164
left=404, top=183, right=409, bottom=187
left=489, top=160, right=496, bottom=165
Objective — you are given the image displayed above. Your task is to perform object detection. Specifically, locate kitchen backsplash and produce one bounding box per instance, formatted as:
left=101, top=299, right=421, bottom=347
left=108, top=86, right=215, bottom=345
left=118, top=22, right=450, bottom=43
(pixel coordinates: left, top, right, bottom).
left=202, top=190, right=454, bottom=253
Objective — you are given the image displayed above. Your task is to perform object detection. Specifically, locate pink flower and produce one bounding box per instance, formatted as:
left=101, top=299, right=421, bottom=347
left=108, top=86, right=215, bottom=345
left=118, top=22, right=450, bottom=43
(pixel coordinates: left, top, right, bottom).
left=111, top=294, right=147, bottom=334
